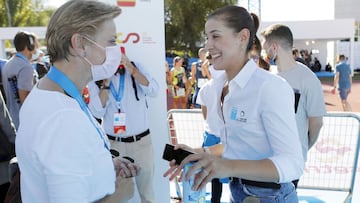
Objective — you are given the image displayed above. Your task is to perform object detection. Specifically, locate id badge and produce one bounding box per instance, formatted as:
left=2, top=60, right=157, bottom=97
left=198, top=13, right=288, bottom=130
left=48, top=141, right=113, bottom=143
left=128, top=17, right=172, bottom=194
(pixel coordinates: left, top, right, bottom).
left=114, top=112, right=126, bottom=134
left=176, top=88, right=186, bottom=97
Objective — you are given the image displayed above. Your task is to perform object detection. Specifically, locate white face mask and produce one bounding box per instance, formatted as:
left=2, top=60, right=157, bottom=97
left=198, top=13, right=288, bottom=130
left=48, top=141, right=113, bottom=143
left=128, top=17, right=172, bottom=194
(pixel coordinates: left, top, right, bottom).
left=31, top=49, right=41, bottom=61
left=82, top=37, right=121, bottom=81
left=266, top=45, right=277, bottom=65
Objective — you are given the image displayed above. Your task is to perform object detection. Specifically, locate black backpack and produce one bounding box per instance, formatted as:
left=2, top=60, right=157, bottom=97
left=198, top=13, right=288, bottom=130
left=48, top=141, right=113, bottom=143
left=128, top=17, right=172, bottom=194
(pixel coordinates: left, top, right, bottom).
left=0, top=92, right=16, bottom=162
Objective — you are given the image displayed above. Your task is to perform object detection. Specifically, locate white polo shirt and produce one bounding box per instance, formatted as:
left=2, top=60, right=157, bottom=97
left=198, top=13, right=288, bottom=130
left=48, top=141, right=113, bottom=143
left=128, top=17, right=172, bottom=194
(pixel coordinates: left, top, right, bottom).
left=196, top=76, right=226, bottom=139
left=16, top=87, right=115, bottom=203
left=219, top=60, right=304, bottom=183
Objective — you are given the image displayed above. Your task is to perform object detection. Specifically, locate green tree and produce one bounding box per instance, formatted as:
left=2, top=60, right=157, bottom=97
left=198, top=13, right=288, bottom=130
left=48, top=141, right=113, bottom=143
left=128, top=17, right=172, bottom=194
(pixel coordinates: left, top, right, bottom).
left=0, top=0, right=55, bottom=27
left=0, top=0, right=55, bottom=49
left=165, top=0, right=236, bottom=56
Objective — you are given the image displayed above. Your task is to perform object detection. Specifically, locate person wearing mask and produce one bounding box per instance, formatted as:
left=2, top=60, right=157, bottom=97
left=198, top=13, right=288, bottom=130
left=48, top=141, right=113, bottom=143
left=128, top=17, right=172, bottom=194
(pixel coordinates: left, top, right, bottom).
left=88, top=55, right=159, bottom=203
left=2, top=31, right=39, bottom=129
left=15, top=1, right=140, bottom=202
left=292, top=48, right=307, bottom=65
left=164, top=5, right=304, bottom=202
left=261, top=24, right=326, bottom=188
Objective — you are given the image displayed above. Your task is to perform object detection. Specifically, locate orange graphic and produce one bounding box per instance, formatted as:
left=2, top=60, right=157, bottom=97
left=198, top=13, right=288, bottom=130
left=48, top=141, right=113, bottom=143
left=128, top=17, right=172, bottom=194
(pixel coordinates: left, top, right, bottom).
left=117, top=32, right=140, bottom=44
left=117, top=0, right=136, bottom=7
left=114, top=125, right=126, bottom=134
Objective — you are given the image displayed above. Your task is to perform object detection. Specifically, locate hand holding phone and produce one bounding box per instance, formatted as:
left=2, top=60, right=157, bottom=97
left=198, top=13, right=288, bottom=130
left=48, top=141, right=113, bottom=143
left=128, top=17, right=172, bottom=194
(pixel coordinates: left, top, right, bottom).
left=162, top=144, right=193, bottom=165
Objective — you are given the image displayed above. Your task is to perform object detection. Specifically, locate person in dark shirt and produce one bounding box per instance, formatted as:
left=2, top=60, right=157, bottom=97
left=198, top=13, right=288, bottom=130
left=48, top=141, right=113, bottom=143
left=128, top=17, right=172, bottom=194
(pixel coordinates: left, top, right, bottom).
left=292, top=48, right=306, bottom=65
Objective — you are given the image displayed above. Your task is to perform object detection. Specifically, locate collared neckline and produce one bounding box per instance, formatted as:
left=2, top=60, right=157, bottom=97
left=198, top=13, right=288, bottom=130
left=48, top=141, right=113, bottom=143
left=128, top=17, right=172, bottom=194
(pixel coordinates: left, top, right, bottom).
left=231, top=59, right=258, bottom=88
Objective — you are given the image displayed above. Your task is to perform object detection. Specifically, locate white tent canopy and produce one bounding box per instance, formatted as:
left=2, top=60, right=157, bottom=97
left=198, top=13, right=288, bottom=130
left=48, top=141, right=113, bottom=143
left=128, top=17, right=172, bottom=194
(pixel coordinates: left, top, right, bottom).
left=260, top=19, right=354, bottom=40
left=259, top=19, right=356, bottom=70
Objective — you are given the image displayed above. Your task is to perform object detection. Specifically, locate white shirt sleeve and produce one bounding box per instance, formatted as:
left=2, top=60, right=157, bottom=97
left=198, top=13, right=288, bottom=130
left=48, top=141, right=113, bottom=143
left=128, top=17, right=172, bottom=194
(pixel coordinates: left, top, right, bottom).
left=135, top=62, right=159, bottom=97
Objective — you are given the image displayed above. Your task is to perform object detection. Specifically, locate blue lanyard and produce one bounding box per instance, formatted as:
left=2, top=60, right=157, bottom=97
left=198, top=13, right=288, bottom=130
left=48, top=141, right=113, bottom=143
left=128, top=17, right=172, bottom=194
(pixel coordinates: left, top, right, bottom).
left=109, top=74, right=125, bottom=109
left=15, top=53, right=29, bottom=63
left=47, top=66, right=110, bottom=150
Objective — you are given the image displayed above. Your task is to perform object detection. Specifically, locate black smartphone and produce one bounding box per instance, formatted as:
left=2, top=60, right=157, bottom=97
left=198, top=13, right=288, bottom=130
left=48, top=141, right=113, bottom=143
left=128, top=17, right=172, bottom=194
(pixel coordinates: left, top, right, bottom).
left=162, top=144, right=193, bottom=165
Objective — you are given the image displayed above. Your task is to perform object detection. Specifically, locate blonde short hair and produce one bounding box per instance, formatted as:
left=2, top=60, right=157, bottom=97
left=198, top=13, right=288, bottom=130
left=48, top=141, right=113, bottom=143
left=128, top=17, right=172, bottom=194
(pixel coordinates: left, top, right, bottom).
left=46, top=0, right=121, bottom=63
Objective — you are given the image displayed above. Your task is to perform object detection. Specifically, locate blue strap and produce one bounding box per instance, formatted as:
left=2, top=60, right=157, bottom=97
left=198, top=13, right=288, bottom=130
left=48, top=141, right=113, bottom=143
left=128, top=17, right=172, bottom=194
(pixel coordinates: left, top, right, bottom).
left=15, top=53, right=29, bottom=62
left=47, top=66, right=109, bottom=150
left=109, top=74, right=125, bottom=109
left=202, top=131, right=221, bottom=147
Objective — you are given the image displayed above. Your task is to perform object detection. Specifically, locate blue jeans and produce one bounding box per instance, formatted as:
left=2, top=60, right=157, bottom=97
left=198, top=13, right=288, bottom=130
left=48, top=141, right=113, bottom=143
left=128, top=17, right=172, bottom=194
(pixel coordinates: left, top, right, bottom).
left=229, top=180, right=298, bottom=203
left=339, top=88, right=350, bottom=100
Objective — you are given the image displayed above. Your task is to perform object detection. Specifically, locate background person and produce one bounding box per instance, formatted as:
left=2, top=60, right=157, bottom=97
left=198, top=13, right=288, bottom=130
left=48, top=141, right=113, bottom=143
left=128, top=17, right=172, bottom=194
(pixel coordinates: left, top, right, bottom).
left=332, top=54, right=352, bottom=111
left=31, top=49, right=50, bottom=79
left=202, top=52, right=225, bottom=79
left=88, top=56, right=159, bottom=203
left=1, top=31, right=39, bottom=129
left=164, top=5, right=304, bottom=203
left=169, top=56, right=188, bottom=109
left=196, top=77, right=225, bottom=203
left=15, top=1, right=139, bottom=202
left=248, top=13, right=270, bottom=71
left=261, top=23, right=326, bottom=188
left=190, top=48, right=210, bottom=108
left=0, top=58, right=8, bottom=98
left=292, top=48, right=307, bottom=65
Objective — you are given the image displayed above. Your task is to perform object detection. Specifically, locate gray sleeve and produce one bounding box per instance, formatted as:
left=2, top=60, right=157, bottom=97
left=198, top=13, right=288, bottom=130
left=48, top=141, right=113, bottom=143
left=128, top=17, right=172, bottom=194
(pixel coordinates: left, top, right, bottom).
left=306, top=77, right=326, bottom=117
left=17, top=64, right=35, bottom=91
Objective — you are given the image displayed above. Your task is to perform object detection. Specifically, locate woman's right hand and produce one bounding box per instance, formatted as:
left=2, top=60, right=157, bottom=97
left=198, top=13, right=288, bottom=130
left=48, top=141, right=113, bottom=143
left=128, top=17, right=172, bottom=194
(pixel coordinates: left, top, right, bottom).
left=162, top=144, right=194, bottom=180
left=163, top=151, right=225, bottom=191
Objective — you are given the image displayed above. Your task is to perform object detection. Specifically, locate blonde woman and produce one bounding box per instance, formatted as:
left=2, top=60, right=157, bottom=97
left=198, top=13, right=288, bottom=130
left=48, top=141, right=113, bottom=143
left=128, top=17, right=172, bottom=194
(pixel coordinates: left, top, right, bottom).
left=16, top=1, right=140, bottom=202
left=169, top=56, right=188, bottom=109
